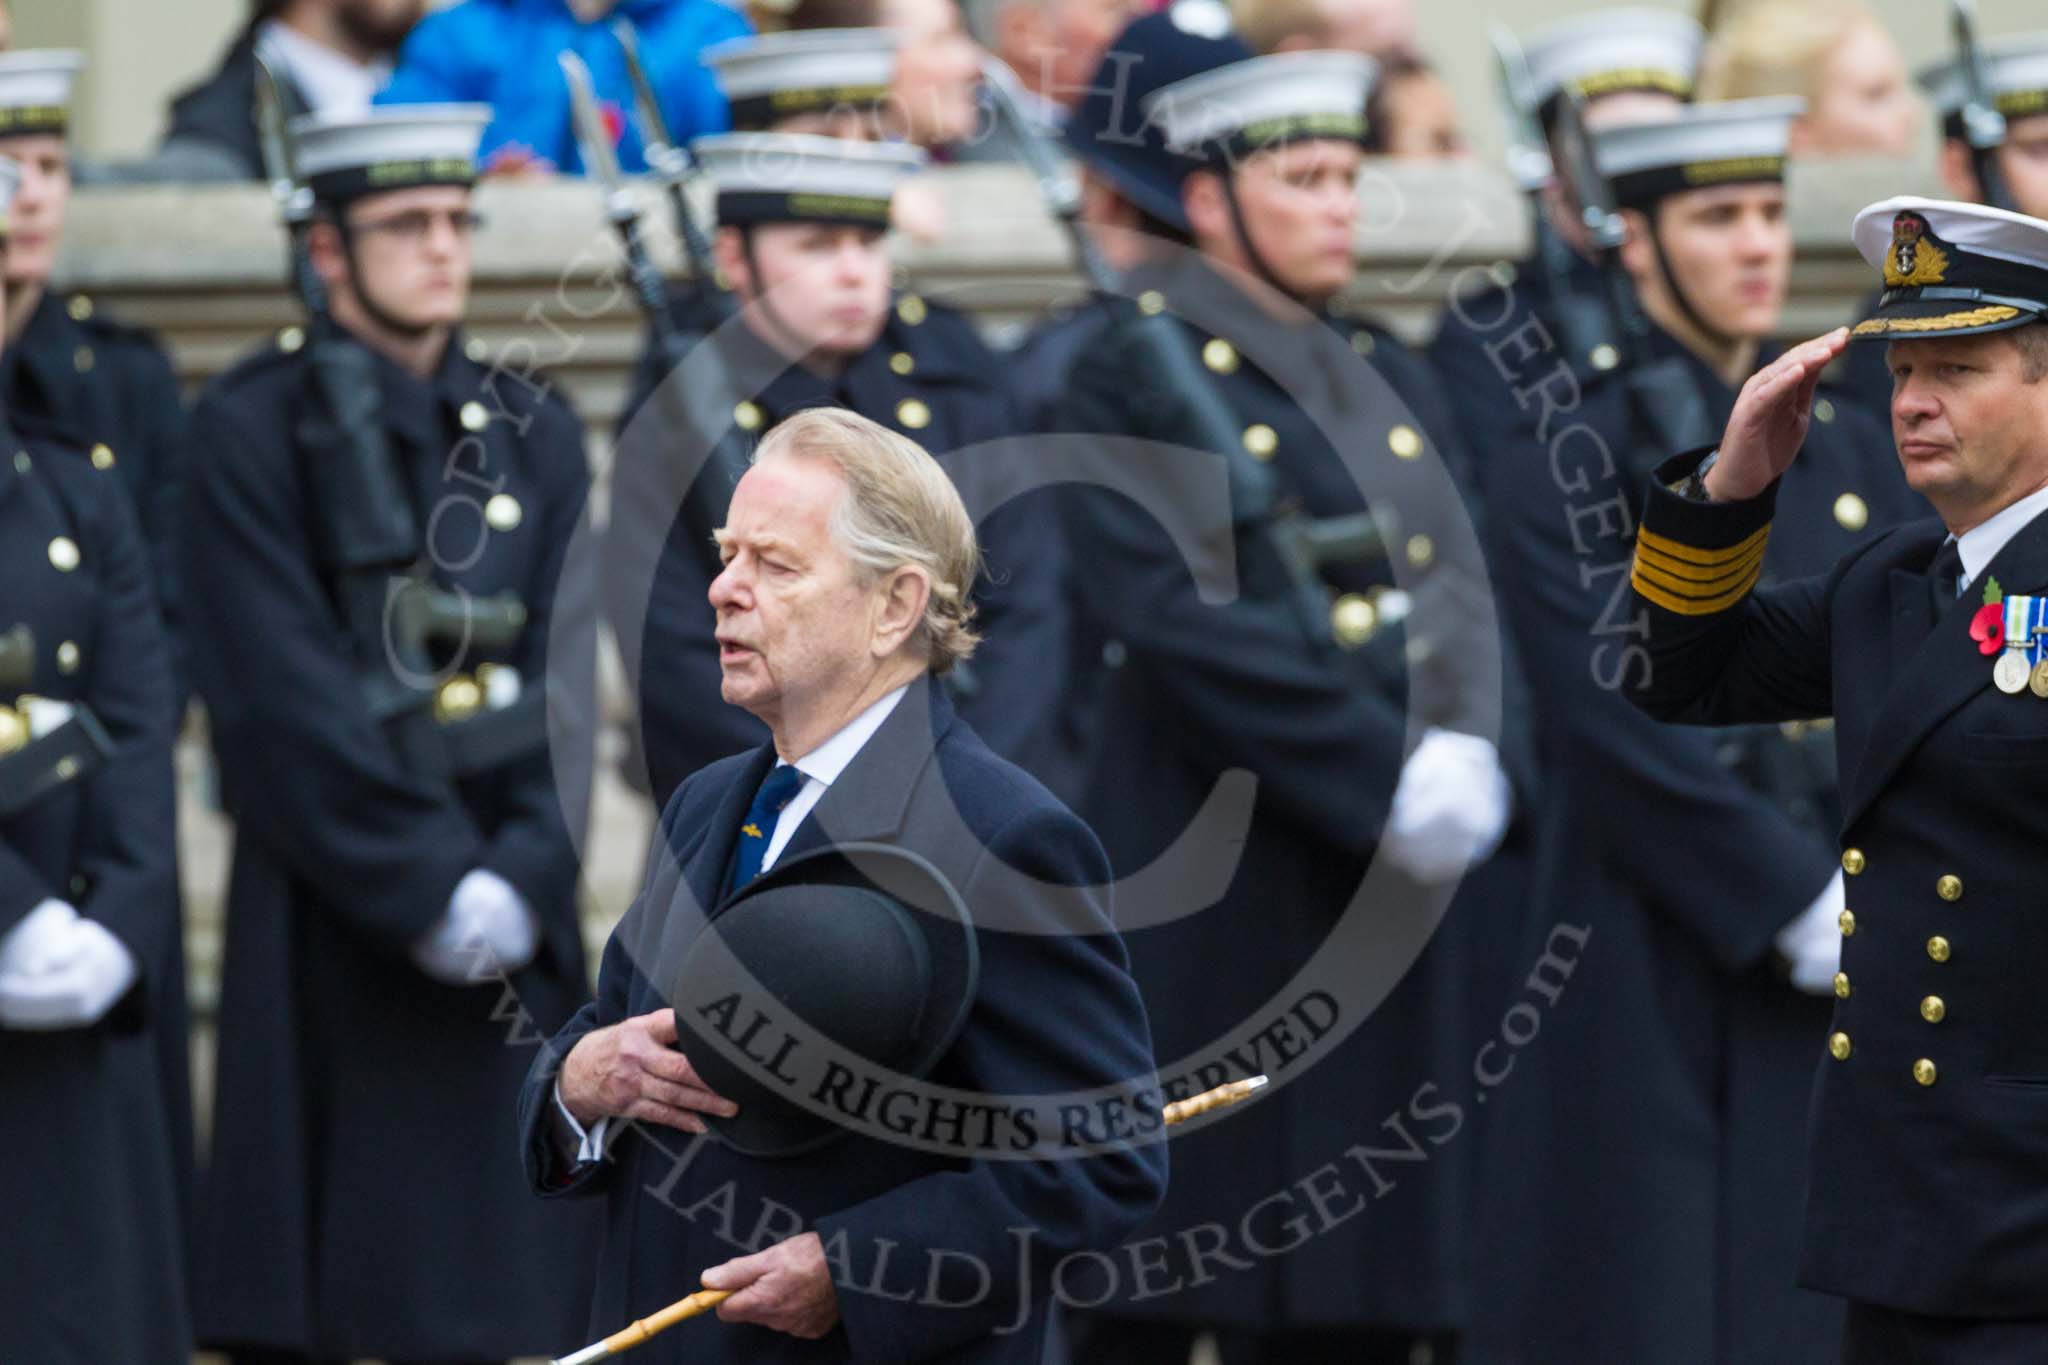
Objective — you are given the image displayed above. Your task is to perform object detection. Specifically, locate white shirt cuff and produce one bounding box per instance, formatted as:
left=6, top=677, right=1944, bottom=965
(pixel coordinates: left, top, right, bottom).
left=552, top=1079, right=613, bottom=1165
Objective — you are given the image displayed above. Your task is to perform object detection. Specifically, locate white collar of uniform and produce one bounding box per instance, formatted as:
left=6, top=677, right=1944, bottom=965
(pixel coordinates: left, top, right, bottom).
left=257, top=19, right=391, bottom=117
left=780, top=683, right=911, bottom=790
left=1956, top=482, right=2048, bottom=589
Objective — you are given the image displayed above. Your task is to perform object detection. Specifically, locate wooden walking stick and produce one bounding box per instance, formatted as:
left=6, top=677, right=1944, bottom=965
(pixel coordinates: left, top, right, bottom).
left=551, top=1075, right=1270, bottom=1364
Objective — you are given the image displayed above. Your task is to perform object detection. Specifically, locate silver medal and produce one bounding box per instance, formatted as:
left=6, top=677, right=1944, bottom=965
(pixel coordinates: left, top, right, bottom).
left=1996, top=649, right=2030, bottom=693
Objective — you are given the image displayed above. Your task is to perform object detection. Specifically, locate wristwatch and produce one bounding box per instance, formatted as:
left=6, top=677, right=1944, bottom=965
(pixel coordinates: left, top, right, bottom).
left=1674, top=449, right=1721, bottom=503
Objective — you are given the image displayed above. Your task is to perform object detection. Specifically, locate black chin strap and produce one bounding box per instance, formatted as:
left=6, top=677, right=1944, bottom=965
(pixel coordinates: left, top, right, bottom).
left=337, top=222, right=440, bottom=342
left=738, top=227, right=810, bottom=360
left=1220, top=172, right=1313, bottom=308
left=1644, top=215, right=1739, bottom=355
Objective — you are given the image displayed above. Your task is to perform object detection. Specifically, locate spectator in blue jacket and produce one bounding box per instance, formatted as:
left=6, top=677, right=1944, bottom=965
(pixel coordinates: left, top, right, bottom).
left=377, top=0, right=750, bottom=175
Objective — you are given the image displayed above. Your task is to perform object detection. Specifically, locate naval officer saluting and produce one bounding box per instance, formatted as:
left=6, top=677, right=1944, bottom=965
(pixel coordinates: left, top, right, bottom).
left=1626, top=197, right=2048, bottom=1362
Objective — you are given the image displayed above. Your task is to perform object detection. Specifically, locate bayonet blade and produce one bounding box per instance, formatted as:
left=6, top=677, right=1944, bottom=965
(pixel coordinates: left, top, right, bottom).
left=612, top=17, right=677, bottom=158
left=252, top=53, right=311, bottom=227
left=1555, top=90, right=1624, bottom=253
left=1490, top=25, right=1553, bottom=194
left=559, top=49, right=628, bottom=198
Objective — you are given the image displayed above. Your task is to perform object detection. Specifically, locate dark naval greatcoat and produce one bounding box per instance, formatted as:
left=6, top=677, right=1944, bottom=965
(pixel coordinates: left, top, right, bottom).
left=1474, top=330, right=1928, bottom=1365
left=518, top=679, right=1167, bottom=1364
left=1628, top=452, right=2048, bottom=1335
left=0, top=416, right=188, bottom=1363
left=2, top=290, right=197, bottom=1221
left=610, top=290, right=1071, bottom=809
left=1047, top=253, right=1500, bottom=1345
left=182, top=329, right=601, bottom=1359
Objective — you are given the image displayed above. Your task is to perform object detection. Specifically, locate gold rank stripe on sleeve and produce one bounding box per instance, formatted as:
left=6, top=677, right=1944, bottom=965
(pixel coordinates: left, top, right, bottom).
left=1631, top=522, right=1772, bottom=615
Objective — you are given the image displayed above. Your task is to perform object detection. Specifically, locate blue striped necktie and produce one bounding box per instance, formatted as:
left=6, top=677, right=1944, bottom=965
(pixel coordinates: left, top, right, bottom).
left=726, top=763, right=807, bottom=896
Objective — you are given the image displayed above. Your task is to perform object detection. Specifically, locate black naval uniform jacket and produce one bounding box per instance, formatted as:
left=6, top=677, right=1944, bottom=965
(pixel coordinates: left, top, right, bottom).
left=2, top=288, right=190, bottom=698
left=1427, top=223, right=1615, bottom=496
left=610, top=291, right=1070, bottom=809
left=518, top=678, right=1167, bottom=1365
left=1049, top=255, right=1495, bottom=1335
left=181, top=329, right=601, bottom=1358
left=1627, top=456, right=2048, bottom=1322
left=1476, top=334, right=1928, bottom=1364
left=0, top=417, right=189, bottom=1362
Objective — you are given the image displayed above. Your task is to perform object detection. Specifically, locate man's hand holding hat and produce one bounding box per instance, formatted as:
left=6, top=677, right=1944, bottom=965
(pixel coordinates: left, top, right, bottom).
left=558, top=1007, right=739, bottom=1136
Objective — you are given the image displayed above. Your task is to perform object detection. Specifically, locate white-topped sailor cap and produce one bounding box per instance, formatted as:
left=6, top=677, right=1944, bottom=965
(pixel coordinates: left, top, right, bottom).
left=1849, top=195, right=2048, bottom=341
left=0, top=50, right=85, bottom=139
left=0, top=156, right=20, bottom=238
left=691, top=131, right=928, bottom=228
left=1145, top=51, right=1375, bottom=168
left=1918, top=33, right=2048, bottom=134
left=1592, top=97, right=1802, bottom=210
left=1517, top=9, right=1701, bottom=124
left=705, top=29, right=904, bottom=132
left=289, top=104, right=491, bottom=207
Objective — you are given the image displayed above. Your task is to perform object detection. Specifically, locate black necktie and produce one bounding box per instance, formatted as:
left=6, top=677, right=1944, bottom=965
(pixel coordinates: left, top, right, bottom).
left=1928, top=539, right=1963, bottom=619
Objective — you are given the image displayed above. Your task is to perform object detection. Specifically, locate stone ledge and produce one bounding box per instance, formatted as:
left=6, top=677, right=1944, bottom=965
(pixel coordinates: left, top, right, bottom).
left=56, top=158, right=1935, bottom=433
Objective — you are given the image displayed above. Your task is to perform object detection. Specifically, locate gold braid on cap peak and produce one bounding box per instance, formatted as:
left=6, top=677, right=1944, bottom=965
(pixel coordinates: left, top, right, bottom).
left=1852, top=305, right=2024, bottom=336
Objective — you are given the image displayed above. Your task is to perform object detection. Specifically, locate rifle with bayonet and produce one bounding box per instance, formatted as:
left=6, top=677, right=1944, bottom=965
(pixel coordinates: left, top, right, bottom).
left=1490, top=24, right=1621, bottom=377
left=1951, top=0, right=2015, bottom=213
left=560, top=49, right=753, bottom=583
left=1555, top=89, right=1834, bottom=822
left=253, top=57, right=540, bottom=784
left=0, top=625, right=114, bottom=821
left=980, top=55, right=1381, bottom=652
left=1552, top=89, right=1717, bottom=475
left=612, top=16, right=731, bottom=321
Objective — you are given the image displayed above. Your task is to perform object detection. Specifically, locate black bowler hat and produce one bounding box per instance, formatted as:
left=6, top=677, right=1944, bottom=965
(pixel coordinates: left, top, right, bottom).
left=1061, top=2, right=1251, bottom=233
left=667, top=842, right=979, bottom=1159
left=1850, top=196, right=2048, bottom=342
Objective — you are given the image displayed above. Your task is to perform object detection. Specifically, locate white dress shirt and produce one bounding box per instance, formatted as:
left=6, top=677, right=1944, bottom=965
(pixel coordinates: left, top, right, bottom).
left=552, top=684, right=912, bottom=1165
left=759, top=683, right=909, bottom=872
left=1955, top=483, right=2048, bottom=593
left=255, top=20, right=390, bottom=116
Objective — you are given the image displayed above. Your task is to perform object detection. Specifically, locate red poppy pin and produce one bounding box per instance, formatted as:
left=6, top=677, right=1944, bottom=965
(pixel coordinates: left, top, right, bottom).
left=1972, top=575, right=2005, bottom=656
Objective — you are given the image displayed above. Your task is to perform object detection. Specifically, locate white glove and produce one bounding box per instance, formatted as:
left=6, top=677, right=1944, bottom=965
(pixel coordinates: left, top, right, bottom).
left=1775, top=871, right=1844, bottom=996
left=0, top=901, right=139, bottom=1030
left=411, top=868, right=540, bottom=984
left=0, top=899, right=84, bottom=976
left=1381, top=728, right=1513, bottom=884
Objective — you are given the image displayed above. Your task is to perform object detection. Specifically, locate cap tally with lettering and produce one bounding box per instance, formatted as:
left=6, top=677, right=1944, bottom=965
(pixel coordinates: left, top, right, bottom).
left=1593, top=97, right=1802, bottom=210
left=1918, top=33, right=2048, bottom=138
left=1146, top=51, right=1375, bottom=167
left=692, top=131, right=928, bottom=227
left=290, top=104, right=491, bottom=206
left=0, top=50, right=84, bottom=139
left=704, top=29, right=903, bottom=132
left=1517, top=9, right=1701, bottom=123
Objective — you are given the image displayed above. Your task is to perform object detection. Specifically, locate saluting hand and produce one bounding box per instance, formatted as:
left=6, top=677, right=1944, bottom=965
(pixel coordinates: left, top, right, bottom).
left=703, top=1232, right=840, bottom=1339
left=1705, top=328, right=1851, bottom=503
left=557, top=1007, right=738, bottom=1134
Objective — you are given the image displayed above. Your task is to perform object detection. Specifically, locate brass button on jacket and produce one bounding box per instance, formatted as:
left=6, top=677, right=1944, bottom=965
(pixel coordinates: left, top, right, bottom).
left=1920, top=996, right=1945, bottom=1024
left=1829, top=1032, right=1853, bottom=1061
left=1842, top=848, right=1865, bottom=875
left=1937, top=874, right=1962, bottom=902
left=1914, top=1059, right=1938, bottom=1087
